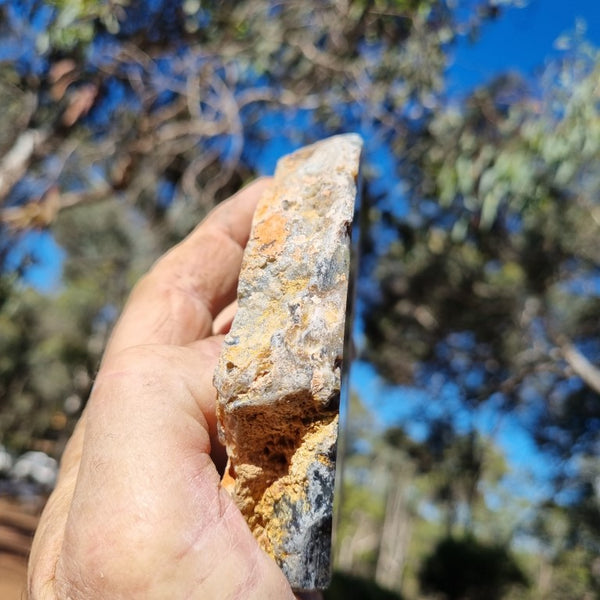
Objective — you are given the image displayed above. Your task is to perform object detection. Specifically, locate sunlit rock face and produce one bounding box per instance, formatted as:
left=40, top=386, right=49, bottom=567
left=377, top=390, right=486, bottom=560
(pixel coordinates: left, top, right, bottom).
left=214, top=134, right=362, bottom=591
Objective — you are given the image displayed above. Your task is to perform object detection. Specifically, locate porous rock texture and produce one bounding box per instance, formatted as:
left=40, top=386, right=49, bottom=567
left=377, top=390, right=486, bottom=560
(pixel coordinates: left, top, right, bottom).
left=214, top=134, right=362, bottom=591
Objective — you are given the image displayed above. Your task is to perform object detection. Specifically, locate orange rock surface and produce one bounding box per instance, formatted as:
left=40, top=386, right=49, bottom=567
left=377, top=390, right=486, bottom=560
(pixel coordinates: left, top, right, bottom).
left=214, top=134, right=362, bottom=591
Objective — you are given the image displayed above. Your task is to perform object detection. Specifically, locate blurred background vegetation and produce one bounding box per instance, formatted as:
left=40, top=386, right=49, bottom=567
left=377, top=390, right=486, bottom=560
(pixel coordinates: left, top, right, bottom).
left=0, top=0, right=599, bottom=598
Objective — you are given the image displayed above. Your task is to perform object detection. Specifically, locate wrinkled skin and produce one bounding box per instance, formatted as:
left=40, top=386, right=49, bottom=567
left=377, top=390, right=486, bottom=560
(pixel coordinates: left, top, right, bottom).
left=29, top=179, right=322, bottom=600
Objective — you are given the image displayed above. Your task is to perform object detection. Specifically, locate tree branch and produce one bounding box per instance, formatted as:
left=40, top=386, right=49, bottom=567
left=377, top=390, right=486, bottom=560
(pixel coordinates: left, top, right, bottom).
left=0, top=129, right=49, bottom=203
left=0, top=185, right=112, bottom=230
left=558, top=337, right=600, bottom=395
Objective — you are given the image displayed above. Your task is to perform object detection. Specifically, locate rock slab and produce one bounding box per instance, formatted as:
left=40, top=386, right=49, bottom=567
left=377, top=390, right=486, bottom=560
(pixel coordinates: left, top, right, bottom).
left=214, top=134, right=362, bottom=591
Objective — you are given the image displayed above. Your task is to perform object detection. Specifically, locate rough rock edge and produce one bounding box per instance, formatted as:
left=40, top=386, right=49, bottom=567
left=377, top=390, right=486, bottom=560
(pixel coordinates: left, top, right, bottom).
left=214, top=134, right=362, bottom=591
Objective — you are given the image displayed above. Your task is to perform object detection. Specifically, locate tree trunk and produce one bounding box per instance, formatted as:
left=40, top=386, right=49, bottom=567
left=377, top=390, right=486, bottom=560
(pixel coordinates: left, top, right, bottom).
left=336, top=512, right=380, bottom=576
left=374, top=467, right=413, bottom=592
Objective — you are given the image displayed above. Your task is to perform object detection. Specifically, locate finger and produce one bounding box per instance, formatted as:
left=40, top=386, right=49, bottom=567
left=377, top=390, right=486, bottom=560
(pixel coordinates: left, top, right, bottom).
left=186, top=334, right=228, bottom=471
left=106, top=178, right=271, bottom=356
left=212, top=300, right=238, bottom=335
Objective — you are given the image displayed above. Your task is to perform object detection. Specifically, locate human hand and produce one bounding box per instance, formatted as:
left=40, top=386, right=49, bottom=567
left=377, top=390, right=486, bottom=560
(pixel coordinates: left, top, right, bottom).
left=28, top=180, right=319, bottom=599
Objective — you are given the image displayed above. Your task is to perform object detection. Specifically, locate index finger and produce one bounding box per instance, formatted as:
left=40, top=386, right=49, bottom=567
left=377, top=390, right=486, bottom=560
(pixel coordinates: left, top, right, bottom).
left=105, top=178, right=271, bottom=357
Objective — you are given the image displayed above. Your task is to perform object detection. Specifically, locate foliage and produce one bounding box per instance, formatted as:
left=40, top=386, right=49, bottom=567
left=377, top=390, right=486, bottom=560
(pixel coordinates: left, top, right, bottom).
left=0, top=0, right=498, bottom=447
left=418, top=536, right=528, bottom=600
left=326, top=571, right=404, bottom=600
left=0, top=272, right=89, bottom=450
left=0, top=0, right=459, bottom=238
left=362, top=33, right=600, bottom=564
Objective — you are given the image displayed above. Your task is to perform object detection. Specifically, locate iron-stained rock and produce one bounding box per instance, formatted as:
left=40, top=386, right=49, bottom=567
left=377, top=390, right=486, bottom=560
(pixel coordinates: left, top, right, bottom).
left=214, top=134, right=362, bottom=591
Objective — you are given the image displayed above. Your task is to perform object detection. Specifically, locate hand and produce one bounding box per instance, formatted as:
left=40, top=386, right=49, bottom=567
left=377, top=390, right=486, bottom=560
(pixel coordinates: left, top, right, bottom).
left=28, top=179, right=314, bottom=599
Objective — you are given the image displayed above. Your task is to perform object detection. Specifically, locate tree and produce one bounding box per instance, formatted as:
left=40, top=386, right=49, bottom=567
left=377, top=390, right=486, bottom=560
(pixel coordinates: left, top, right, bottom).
left=0, top=0, right=507, bottom=453
left=419, top=535, right=527, bottom=600
left=359, top=27, right=600, bottom=597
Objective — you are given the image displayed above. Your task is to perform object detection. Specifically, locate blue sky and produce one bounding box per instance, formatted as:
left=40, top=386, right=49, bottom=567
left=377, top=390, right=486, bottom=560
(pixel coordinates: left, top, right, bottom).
left=349, top=359, right=558, bottom=502
left=447, top=0, right=600, bottom=97
left=7, top=229, right=65, bottom=292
